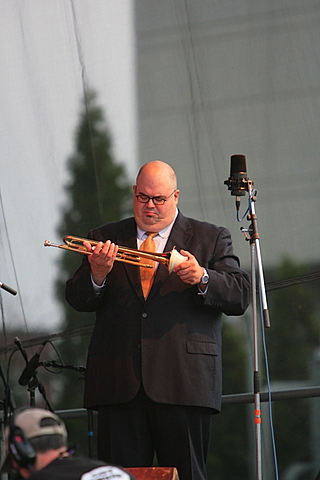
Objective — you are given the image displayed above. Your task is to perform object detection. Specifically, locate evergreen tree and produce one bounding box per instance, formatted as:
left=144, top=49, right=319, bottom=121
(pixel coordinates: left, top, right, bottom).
left=53, top=91, right=132, bottom=453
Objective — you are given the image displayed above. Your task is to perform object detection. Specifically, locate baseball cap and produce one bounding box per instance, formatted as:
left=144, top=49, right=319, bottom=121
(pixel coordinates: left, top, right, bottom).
left=0, top=408, right=68, bottom=473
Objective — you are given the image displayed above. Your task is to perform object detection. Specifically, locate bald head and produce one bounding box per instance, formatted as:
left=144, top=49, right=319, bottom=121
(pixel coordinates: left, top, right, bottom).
left=136, top=161, right=177, bottom=191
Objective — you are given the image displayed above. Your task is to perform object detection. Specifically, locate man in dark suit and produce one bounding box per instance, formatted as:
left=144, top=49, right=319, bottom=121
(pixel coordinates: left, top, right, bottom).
left=66, top=161, right=250, bottom=480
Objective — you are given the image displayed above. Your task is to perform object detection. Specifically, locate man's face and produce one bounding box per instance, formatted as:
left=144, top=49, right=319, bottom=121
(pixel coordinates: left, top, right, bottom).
left=133, top=171, right=179, bottom=232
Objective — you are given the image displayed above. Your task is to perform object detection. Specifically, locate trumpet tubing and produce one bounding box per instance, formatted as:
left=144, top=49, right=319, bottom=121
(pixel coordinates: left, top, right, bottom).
left=44, top=235, right=187, bottom=273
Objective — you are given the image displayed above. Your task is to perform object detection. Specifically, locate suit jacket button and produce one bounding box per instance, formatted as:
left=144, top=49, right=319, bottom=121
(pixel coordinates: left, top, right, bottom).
left=142, top=312, right=147, bottom=318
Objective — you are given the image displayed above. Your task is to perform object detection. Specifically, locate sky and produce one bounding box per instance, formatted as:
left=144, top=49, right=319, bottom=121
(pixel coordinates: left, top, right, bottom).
left=0, top=1, right=138, bottom=334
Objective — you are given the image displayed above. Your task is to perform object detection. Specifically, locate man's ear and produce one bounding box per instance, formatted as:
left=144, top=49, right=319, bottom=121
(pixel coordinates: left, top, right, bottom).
left=174, top=189, right=180, bottom=203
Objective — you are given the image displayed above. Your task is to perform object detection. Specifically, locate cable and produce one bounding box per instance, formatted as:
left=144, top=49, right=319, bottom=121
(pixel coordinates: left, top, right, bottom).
left=0, top=187, right=29, bottom=338
left=236, top=195, right=252, bottom=223
left=41, top=340, right=64, bottom=375
left=70, top=0, right=104, bottom=223
left=259, top=287, right=279, bottom=480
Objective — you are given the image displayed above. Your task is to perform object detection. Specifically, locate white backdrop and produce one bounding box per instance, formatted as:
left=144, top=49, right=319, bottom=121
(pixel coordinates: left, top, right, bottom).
left=136, top=0, right=320, bottom=274
left=1, top=0, right=320, bottom=340
left=0, top=1, right=138, bottom=334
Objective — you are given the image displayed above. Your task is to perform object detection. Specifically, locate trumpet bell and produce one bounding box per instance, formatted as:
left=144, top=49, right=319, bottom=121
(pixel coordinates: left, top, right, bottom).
left=168, top=248, right=187, bottom=274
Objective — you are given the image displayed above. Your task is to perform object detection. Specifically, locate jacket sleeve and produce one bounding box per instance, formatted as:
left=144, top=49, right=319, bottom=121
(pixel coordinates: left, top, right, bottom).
left=196, top=226, right=251, bottom=316
left=65, top=256, right=108, bottom=312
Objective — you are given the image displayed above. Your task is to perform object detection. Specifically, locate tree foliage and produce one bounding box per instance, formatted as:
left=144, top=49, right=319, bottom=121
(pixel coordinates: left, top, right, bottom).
left=264, top=256, right=319, bottom=477
left=53, top=91, right=132, bottom=452
left=208, top=256, right=319, bottom=479
left=207, top=320, right=250, bottom=480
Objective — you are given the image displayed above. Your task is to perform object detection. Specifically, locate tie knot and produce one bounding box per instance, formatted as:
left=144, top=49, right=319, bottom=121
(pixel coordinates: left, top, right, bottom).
left=145, top=232, right=158, bottom=239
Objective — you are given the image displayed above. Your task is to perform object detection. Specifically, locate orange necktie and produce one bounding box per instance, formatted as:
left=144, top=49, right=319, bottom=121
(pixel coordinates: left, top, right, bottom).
left=140, top=232, right=158, bottom=298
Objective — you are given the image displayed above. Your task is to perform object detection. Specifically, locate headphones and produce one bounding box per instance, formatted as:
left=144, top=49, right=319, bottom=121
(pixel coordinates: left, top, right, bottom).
left=8, top=408, right=36, bottom=469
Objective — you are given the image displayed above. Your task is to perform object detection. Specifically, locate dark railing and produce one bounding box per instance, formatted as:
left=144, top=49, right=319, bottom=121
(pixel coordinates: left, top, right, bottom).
left=53, top=385, right=320, bottom=422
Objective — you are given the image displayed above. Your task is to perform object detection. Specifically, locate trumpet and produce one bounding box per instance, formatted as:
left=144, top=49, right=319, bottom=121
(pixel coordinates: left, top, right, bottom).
left=44, top=235, right=187, bottom=274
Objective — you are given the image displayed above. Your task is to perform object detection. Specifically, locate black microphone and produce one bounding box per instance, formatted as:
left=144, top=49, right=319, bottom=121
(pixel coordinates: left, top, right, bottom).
left=224, top=154, right=250, bottom=211
left=224, top=154, right=249, bottom=195
left=14, top=337, right=29, bottom=363
left=18, top=342, right=46, bottom=386
left=0, top=282, right=17, bottom=296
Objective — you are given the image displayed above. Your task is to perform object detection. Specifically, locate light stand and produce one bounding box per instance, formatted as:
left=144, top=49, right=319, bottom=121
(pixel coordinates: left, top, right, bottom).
left=225, top=155, right=270, bottom=480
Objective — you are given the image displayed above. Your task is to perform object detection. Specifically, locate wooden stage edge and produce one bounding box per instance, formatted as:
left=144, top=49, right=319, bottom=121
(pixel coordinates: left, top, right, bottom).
left=125, top=467, right=180, bottom=480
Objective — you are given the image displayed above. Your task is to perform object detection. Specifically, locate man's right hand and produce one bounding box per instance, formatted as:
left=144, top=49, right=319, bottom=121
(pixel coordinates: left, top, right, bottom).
left=83, top=240, right=119, bottom=286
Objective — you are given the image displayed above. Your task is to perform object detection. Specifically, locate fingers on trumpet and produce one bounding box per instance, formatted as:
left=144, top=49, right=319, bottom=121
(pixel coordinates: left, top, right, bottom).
left=44, top=235, right=187, bottom=272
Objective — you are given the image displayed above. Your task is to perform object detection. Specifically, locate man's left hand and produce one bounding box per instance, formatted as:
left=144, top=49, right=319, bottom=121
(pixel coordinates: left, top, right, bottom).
left=173, top=250, right=204, bottom=285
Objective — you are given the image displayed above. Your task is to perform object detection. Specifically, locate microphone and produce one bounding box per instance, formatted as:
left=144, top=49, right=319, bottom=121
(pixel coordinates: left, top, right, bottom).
left=18, top=342, right=46, bottom=386
left=224, top=154, right=248, bottom=196
left=0, top=282, right=17, bottom=296
left=224, top=154, right=249, bottom=211
left=14, top=337, right=28, bottom=363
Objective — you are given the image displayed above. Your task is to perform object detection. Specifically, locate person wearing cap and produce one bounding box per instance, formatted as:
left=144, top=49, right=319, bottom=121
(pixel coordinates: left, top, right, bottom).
left=0, top=407, right=136, bottom=480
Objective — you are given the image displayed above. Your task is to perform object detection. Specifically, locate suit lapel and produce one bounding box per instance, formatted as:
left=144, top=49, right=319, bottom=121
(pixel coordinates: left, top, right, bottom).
left=148, top=212, right=193, bottom=301
left=164, top=211, right=193, bottom=253
left=115, top=219, right=141, bottom=293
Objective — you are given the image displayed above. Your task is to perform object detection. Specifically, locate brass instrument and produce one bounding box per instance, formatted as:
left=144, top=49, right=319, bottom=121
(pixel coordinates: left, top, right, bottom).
left=44, top=235, right=187, bottom=274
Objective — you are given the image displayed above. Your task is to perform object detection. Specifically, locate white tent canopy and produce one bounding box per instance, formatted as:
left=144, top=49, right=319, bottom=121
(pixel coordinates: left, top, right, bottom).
left=0, top=1, right=137, bottom=331
left=136, top=0, right=320, bottom=272
left=1, top=0, right=319, bottom=336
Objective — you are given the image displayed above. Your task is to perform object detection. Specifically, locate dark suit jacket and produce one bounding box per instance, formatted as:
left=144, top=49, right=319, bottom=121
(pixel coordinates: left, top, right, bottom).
left=65, top=211, right=250, bottom=413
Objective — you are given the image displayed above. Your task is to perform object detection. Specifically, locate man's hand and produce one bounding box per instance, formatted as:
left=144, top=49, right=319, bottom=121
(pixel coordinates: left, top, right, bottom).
left=83, top=240, right=119, bottom=286
left=173, top=250, right=204, bottom=285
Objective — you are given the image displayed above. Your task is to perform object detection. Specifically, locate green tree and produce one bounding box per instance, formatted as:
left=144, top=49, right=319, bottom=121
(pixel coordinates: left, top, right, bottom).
left=207, top=319, right=250, bottom=480
left=265, top=256, right=319, bottom=477
left=53, top=90, right=132, bottom=453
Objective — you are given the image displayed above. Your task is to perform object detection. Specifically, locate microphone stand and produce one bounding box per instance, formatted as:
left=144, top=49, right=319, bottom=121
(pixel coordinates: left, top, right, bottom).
left=0, top=362, right=16, bottom=480
left=239, top=181, right=270, bottom=480
left=0, top=361, right=16, bottom=425
left=14, top=341, right=93, bottom=457
left=41, top=361, right=93, bottom=457
left=14, top=339, right=53, bottom=411
left=26, top=371, right=54, bottom=412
